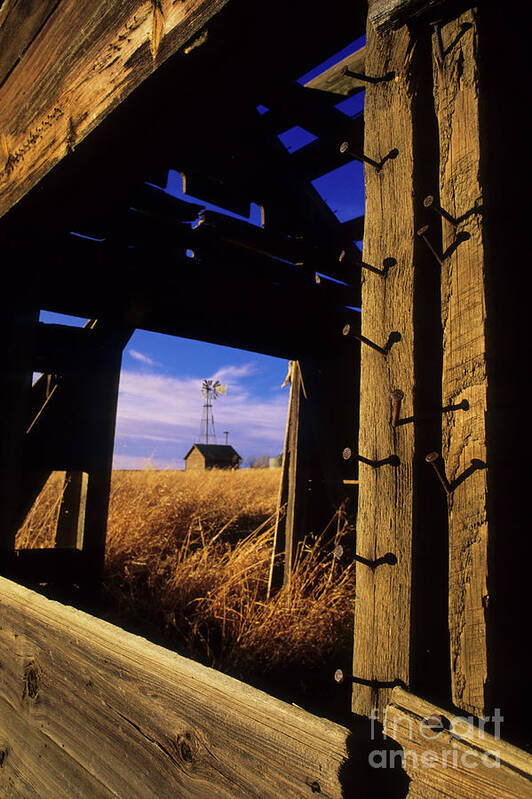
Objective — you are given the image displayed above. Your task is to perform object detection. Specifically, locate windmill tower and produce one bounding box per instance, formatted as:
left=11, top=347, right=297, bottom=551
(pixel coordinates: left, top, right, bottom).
left=199, top=379, right=227, bottom=444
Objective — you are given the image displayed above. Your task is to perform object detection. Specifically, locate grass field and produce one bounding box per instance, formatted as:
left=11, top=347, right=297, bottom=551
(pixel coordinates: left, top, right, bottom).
left=16, top=468, right=355, bottom=718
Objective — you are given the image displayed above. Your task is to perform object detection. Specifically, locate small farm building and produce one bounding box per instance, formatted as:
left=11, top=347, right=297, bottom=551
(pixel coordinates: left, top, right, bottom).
left=184, top=444, right=242, bottom=471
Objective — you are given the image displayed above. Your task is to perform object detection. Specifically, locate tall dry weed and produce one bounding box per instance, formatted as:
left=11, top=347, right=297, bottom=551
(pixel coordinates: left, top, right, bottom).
left=16, top=468, right=355, bottom=711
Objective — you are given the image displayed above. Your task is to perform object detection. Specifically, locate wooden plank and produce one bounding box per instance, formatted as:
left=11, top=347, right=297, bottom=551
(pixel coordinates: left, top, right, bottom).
left=0, top=0, right=59, bottom=87
left=181, top=171, right=250, bottom=218
left=0, top=575, right=354, bottom=798
left=369, top=0, right=449, bottom=35
left=305, top=46, right=367, bottom=96
left=55, top=471, right=88, bottom=549
left=432, top=9, right=489, bottom=718
left=0, top=0, right=231, bottom=219
left=352, top=9, right=428, bottom=719
left=384, top=688, right=532, bottom=799
left=0, top=310, right=39, bottom=551
left=283, top=361, right=307, bottom=586
left=267, top=363, right=295, bottom=597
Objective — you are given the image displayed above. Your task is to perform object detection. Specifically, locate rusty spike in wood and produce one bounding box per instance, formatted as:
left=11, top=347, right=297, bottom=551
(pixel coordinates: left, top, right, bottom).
left=390, top=389, right=404, bottom=427
left=416, top=225, right=443, bottom=266
left=340, top=65, right=395, bottom=84
left=423, top=194, right=458, bottom=227
left=425, top=452, right=451, bottom=495
left=339, top=141, right=382, bottom=171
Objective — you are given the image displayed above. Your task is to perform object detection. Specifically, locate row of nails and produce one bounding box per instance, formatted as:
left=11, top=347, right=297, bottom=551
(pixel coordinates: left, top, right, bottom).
left=340, top=21, right=448, bottom=85
left=343, top=444, right=457, bottom=497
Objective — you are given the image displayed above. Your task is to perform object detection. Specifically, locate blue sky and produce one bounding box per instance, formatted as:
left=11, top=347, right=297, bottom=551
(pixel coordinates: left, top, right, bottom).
left=40, top=36, right=366, bottom=470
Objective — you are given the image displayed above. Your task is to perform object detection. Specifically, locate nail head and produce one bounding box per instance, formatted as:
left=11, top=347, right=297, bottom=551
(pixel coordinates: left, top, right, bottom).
left=425, top=451, right=440, bottom=464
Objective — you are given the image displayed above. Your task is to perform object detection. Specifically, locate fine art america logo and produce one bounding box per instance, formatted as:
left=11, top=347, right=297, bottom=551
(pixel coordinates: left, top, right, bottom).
left=368, top=708, right=504, bottom=770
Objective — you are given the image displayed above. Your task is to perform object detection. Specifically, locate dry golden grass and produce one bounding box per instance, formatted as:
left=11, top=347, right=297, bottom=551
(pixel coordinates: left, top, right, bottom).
left=16, top=468, right=355, bottom=713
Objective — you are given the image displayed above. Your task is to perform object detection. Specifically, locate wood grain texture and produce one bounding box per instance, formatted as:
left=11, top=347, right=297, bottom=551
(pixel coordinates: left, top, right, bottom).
left=384, top=688, right=532, bottom=799
left=0, top=0, right=59, bottom=88
left=0, top=576, right=352, bottom=798
left=432, top=9, right=489, bottom=717
left=369, top=0, right=449, bottom=34
left=352, top=14, right=417, bottom=720
left=0, top=0, right=230, bottom=219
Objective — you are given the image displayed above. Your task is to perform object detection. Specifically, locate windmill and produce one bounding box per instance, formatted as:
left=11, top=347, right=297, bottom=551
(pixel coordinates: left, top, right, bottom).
left=199, top=379, right=227, bottom=444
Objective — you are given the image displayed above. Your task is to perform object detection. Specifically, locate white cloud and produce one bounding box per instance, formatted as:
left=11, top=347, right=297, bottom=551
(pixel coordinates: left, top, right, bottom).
left=127, top=349, right=161, bottom=367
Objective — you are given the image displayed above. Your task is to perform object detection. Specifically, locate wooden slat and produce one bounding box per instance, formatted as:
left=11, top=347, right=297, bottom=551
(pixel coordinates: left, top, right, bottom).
left=283, top=361, right=308, bottom=586
left=0, top=310, right=39, bottom=551
left=181, top=171, right=250, bottom=218
left=305, top=46, right=367, bottom=96
left=289, top=116, right=364, bottom=181
left=0, top=0, right=59, bottom=87
left=263, top=82, right=357, bottom=142
left=432, top=10, right=489, bottom=718
left=352, top=12, right=419, bottom=719
left=0, top=575, right=353, bottom=798
left=55, top=471, right=88, bottom=549
left=384, top=688, right=532, bottom=799
left=369, top=0, right=449, bottom=35
left=0, top=0, right=231, bottom=219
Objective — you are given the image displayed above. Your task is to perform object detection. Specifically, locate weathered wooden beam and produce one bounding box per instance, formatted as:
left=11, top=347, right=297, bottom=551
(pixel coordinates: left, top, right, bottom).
left=0, top=0, right=231, bottom=219
left=0, top=575, right=356, bottom=798
left=181, top=171, right=251, bottom=218
left=0, top=1, right=59, bottom=86
left=0, top=309, right=39, bottom=552
left=432, top=9, right=489, bottom=719
left=352, top=3, right=447, bottom=719
left=369, top=0, right=453, bottom=34
left=384, top=688, right=532, bottom=799
left=282, top=362, right=309, bottom=587
left=55, top=471, right=89, bottom=550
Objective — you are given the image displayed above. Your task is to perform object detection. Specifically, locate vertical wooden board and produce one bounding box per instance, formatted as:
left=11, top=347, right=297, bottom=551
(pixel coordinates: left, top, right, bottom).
left=55, top=471, right=88, bottom=549
left=352, top=17, right=418, bottom=719
left=432, top=10, right=489, bottom=716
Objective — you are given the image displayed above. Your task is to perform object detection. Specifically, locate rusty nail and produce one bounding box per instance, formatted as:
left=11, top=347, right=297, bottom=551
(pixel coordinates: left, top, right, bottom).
left=334, top=669, right=345, bottom=684
left=425, top=452, right=452, bottom=495
left=340, top=65, right=394, bottom=84
left=416, top=225, right=443, bottom=266
left=333, top=544, right=344, bottom=559
left=342, top=447, right=353, bottom=460
left=391, top=389, right=404, bottom=427
left=430, top=20, right=445, bottom=65
left=342, top=323, right=387, bottom=355
left=423, top=195, right=458, bottom=227
left=339, top=140, right=382, bottom=171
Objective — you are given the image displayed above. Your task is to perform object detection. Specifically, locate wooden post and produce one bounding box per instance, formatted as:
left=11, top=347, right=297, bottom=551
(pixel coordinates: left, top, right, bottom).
left=432, top=8, right=489, bottom=718
left=70, top=325, right=131, bottom=586
left=352, top=5, right=449, bottom=719
left=55, top=471, right=89, bottom=550
left=0, top=309, right=39, bottom=552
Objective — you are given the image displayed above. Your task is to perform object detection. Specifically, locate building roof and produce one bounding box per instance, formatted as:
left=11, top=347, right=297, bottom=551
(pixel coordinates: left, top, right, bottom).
left=184, top=444, right=241, bottom=461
